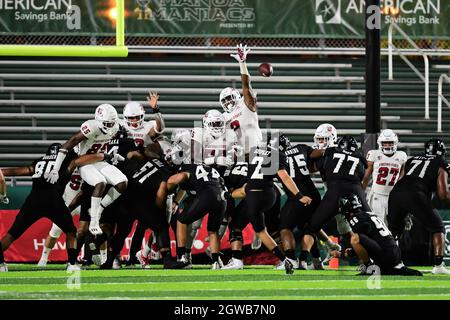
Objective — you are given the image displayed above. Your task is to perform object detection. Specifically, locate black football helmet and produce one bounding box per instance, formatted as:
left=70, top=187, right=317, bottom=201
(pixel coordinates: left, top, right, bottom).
left=339, top=194, right=363, bottom=218
left=46, top=143, right=62, bottom=156
left=424, top=139, right=446, bottom=157
left=279, top=133, right=292, bottom=152
left=337, top=135, right=358, bottom=152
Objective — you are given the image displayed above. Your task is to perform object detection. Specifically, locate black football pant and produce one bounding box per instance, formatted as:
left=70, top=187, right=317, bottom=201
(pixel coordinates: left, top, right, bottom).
left=304, top=182, right=369, bottom=235
left=358, top=233, right=401, bottom=270
left=388, top=189, right=444, bottom=237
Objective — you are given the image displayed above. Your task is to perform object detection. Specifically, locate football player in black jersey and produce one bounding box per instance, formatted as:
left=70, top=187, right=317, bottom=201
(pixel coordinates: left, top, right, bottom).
left=97, top=154, right=179, bottom=269
left=302, top=135, right=369, bottom=259
left=277, top=133, right=339, bottom=270
left=221, top=162, right=248, bottom=269
left=0, top=143, right=117, bottom=272
left=230, top=136, right=313, bottom=274
left=167, top=130, right=228, bottom=269
left=388, top=139, right=450, bottom=274
left=331, top=194, right=422, bottom=276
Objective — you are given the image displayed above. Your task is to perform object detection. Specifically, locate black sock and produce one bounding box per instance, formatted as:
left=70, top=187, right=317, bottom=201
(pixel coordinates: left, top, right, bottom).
left=185, top=248, right=192, bottom=255
left=272, top=247, right=285, bottom=261
left=75, top=234, right=85, bottom=258
left=67, top=248, right=77, bottom=265
left=310, top=245, right=320, bottom=259
left=176, top=246, right=186, bottom=259
left=232, top=250, right=243, bottom=260
left=0, top=245, right=4, bottom=264
left=285, top=249, right=296, bottom=260
left=211, top=253, right=219, bottom=262
left=435, top=255, right=444, bottom=266
left=299, top=250, right=309, bottom=261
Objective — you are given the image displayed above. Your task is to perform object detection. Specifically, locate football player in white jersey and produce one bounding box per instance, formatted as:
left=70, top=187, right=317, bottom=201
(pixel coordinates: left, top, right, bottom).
left=192, top=109, right=239, bottom=166
left=46, top=104, right=127, bottom=236
left=221, top=44, right=264, bottom=250
left=221, top=44, right=263, bottom=155
left=362, top=129, right=407, bottom=225
left=121, top=91, right=165, bottom=147
left=313, top=123, right=338, bottom=150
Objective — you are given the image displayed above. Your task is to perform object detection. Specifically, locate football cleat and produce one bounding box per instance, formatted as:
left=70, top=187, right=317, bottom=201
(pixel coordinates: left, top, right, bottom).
left=222, top=258, right=244, bottom=270
left=0, top=263, right=8, bottom=272
left=211, top=261, right=222, bottom=270
left=284, top=258, right=294, bottom=275
left=136, top=250, right=151, bottom=269
left=298, top=260, right=308, bottom=270
left=311, top=258, right=324, bottom=270
left=150, top=243, right=161, bottom=261
left=178, top=254, right=193, bottom=269
left=112, top=257, right=121, bottom=270
left=432, top=263, right=450, bottom=275
left=251, top=233, right=262, bottom=250
left=275, top=258, right=298, bottom=270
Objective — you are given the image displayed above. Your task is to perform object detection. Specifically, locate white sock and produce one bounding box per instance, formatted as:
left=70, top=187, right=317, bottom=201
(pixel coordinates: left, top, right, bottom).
left=40, top=247, right=51, bottom=260
left=90, top=197, right=102, bottom=221
left=100, top=249, right=107, bottom=259
left=143, top=243, right=151, bottom=257
left=100, top=188, right=122, bottom=209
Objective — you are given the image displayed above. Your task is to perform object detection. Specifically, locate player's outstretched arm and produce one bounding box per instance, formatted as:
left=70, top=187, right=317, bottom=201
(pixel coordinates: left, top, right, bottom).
left=68, top=153, right=121, bottom=174
left=0, top=166, right=34, bottom=204
left=167, top=172, right=189, bottom=192
left=230, top=44, right=257, bottom=112
left=277, top=169, right=312, bottom=205
left=147, top=90, right=165, bottom=138
left=46, top=131, right=87, bottom=184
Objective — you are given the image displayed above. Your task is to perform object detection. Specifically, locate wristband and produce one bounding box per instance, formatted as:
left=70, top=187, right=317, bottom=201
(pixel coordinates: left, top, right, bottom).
left=295, top=191, right=304, bottom=200
left=103, top=153, right=113, bottom=162
left=152, top=107, right=160, bottom=114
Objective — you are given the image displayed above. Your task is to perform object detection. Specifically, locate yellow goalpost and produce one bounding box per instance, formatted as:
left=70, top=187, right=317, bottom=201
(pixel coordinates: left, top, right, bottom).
left=0, top=0, right=128, bottom=58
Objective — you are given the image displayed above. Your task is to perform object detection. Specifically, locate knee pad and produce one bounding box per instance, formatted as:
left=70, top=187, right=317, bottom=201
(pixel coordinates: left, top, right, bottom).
left=229, top=230, right=243, bottom=243
left=49, top=223, right=63, bottom=238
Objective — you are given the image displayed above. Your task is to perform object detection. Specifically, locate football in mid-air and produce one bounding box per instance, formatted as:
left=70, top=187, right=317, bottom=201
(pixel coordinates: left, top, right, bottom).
left=258, top=63, right=273, bottom=77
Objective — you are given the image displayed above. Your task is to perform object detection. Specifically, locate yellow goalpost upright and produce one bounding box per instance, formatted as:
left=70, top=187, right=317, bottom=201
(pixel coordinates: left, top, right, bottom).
left=0, top=0, right=128, bottom=58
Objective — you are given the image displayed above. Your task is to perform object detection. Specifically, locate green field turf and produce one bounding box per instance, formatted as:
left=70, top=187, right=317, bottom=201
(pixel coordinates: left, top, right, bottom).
left=0, top=264, right=450, bottom=300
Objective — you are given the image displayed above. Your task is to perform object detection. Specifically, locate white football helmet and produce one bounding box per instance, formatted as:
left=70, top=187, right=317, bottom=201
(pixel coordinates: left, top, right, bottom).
left=203, top=109, right=225, bottom=138
left=95, top=104, right=119, bottom=136
left=219, top=87, right=241, bottom=113
left=377, top=129, right=398, bottom=155
left=313, top=123, right=337, bottom=149
left=168, top=129, right=192, bottom=165
left=123, top=101, right=145, bottom=129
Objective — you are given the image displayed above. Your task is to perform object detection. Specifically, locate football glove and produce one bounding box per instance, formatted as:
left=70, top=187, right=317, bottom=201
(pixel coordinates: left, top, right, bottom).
left=45, top=169, right=59, bottom=184
left=0, top=193, right=9, bottom=205
left=230, top=43, right=250, bottom=63
left=104, top=153, right=125, bottom=166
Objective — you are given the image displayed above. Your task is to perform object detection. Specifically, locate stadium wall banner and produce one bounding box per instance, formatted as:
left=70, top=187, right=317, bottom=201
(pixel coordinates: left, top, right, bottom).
left=0, top=209, right=255, bottom=262
left=0, top=0, right=448, bottom=40
left=2, top=186, right=450, bottom=263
